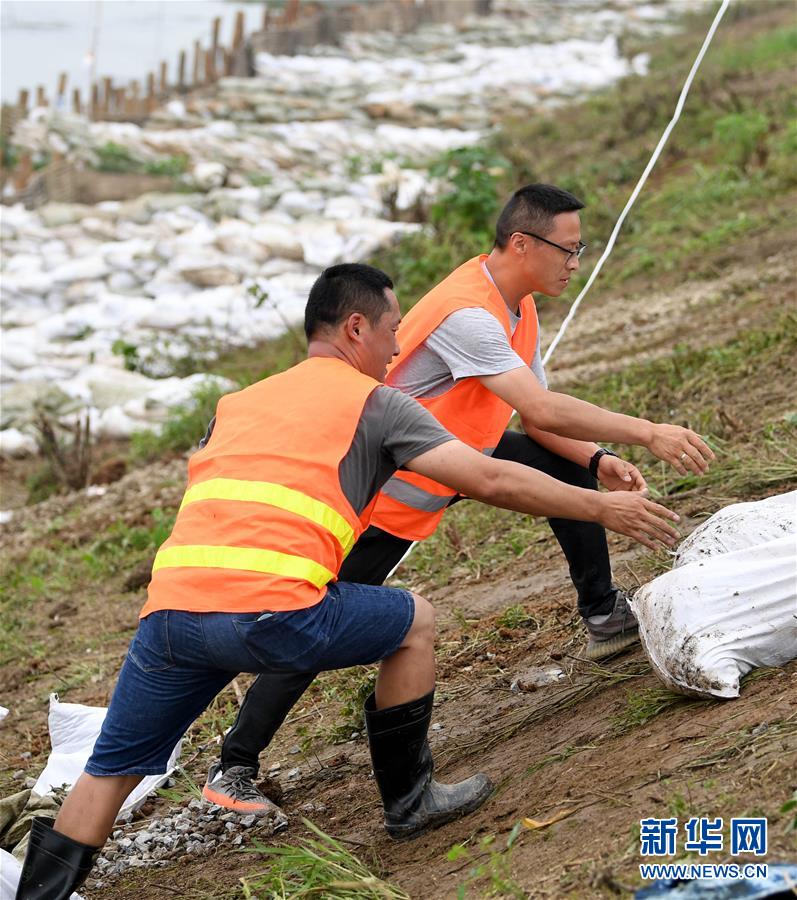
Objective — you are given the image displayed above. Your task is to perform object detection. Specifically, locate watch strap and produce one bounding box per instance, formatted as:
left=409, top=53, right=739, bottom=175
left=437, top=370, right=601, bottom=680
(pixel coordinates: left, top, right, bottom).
left=588, top=448, right=618, bottom=479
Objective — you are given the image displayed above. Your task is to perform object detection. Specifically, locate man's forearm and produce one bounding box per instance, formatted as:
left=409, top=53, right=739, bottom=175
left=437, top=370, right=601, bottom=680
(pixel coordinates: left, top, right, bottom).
left=471, top=459, right=603, bottom=522
left=530, top=391, right=654, bottom=447
left=521, top=423, right=599, bottom=468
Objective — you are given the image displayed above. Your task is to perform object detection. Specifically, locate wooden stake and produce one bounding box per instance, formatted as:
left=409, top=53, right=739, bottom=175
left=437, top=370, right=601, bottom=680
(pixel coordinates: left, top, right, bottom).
left=159, top=61, right=168, bottom=93
left=91, top=82, right=100, bottom=118
left=193, top=40, right=202, bottom=86
left=232, top=10, right=245, bottom=50
left=178, top=50, right=186, bottom=89
left=36, top=85, right=47, bottom=107
left=129, top=81, right=143, bottom=120
left=102, top=76, right=113, bottom=115
left=146, top=72, right=156, bottom=112
left=204, top=48, right=213, bottom=84
left=209, top=16, right=221, bottom=80
left=13, top=152, right=33, bottom=191
left=57, top=72, right=68, bottom=102
left=17, top=88, right=29, bottom=115
left=72, top=88, right=81, bottom=114
left=284, top=0, right=300, bottom=25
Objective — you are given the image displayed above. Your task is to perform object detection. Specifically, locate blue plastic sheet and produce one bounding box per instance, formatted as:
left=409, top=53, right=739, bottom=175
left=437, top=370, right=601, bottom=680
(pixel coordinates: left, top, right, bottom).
left=635, top=864, right=797, bottom=898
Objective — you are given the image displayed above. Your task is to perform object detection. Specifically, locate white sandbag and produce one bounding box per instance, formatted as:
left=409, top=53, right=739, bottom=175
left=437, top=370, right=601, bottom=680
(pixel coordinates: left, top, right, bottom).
left=1, top=848, right=85, bottom=900
left=0, top=428, right=37, bottom=458
left=675, top=491, right=796, bottom=566
left=32, top=694, right=181, bottom=819
left=634, top=492, right=797, bottom=699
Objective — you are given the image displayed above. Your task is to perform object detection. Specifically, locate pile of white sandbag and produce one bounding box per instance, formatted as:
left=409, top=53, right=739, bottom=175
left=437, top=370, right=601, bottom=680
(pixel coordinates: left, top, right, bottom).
left=633, top=491, right=797, bottom=698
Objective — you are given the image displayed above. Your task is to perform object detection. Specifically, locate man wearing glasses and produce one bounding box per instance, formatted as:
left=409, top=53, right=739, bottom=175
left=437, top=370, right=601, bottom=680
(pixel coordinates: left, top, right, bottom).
left=204, top=184, right=714, bottom=817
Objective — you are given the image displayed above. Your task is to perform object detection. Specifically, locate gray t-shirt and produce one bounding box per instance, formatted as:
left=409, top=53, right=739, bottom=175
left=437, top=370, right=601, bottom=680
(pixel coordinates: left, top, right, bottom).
left=391, top=308, right=547, bottom=400
left=200, top=384, right=454, bottom=516
left=338, top=385, right=453, bottom=514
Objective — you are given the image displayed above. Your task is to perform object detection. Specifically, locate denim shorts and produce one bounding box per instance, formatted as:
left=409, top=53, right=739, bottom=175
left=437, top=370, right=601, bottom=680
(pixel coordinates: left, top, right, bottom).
left=86, top=581, right=414, bottom=776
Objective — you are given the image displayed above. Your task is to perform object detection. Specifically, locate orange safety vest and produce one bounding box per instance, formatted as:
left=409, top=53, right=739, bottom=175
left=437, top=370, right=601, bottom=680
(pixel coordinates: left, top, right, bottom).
left=141, top=357, right=380, bottom=617
left=370, top=255, right=539, bottom=542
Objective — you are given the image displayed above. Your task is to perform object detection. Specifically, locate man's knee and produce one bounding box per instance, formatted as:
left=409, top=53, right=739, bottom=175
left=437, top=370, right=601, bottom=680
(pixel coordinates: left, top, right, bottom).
left=404, top=593, right=436, bottom=646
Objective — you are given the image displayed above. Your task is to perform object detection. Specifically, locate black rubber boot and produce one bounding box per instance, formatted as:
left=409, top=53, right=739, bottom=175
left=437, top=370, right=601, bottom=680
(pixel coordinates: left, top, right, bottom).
left=15, top=816, right=100, bottom=900
left=364, top=690, right=493, bottom=840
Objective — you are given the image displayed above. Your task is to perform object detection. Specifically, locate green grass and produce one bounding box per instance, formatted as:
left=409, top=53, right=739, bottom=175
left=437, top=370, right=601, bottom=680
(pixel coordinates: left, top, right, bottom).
left=295, top=666, right=376, bottom=748
left=394, top=503, right=549, bottom=590
left=93, top=141, right=188, bottom=177
left=613, top=688, right=702, bottom=734
left=393, top=315, right=796, bottom=588
left=241, top=818, right=409, bottom=899
left=712, top=22, right=797, bottom=72
left=0, top=510, right=173, bottom=665
left=573, top=314, right=796, bottom=425
left=526, top=743, right=597, bottom=777
left=449, top=826, right=527, bottom=899
left=129, top=380, right=227, bottom=462
left=489, top=3, right=797, bottom=298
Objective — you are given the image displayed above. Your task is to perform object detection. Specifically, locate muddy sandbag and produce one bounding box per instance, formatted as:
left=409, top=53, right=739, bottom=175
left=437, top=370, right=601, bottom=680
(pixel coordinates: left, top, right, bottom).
left=632, top=492, right=797, bottom=699
left=674, top=490, right=795, bottom=566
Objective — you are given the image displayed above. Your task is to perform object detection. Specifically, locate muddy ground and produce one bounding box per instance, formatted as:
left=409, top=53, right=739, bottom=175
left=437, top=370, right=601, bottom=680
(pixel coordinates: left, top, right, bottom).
left=2, top=229, right=795, bottom=898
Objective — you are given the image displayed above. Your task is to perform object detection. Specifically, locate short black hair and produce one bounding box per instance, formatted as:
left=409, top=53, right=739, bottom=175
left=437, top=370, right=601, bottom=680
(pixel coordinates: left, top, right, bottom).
left=494, top=184, right=585, bottom=249
left=304, top=263, right=394, bottom=340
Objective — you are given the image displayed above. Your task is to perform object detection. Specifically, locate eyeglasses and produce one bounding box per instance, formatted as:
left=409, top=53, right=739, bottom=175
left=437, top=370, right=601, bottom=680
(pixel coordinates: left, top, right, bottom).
left=518, top=232, right=587, bottom=263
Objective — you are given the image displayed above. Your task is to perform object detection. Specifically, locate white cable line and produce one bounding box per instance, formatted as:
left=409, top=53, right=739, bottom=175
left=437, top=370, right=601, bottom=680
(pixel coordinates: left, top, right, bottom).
left=386, top=1, right=731, bottom=583
left=542, top=0, right=731, bottom=366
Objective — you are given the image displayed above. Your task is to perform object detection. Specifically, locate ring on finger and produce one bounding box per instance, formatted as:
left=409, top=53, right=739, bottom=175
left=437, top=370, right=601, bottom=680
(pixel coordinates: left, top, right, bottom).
left=679, top=451, right=687, bottom=461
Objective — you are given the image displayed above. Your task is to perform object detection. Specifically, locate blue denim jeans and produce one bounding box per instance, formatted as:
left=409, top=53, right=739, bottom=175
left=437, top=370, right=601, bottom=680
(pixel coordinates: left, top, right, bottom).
left=86, top=582, right=414, bottom=776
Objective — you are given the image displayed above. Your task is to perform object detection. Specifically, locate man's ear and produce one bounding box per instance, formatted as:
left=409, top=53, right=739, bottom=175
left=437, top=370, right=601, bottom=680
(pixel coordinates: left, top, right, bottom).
left=345, top=312, right=366, bottom=340
left=509, top=232, right=527, bottom=255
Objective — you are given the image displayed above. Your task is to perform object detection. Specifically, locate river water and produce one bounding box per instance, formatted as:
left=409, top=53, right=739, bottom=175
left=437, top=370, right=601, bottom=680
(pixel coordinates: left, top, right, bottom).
left=0, top=1, right=265, bottom=105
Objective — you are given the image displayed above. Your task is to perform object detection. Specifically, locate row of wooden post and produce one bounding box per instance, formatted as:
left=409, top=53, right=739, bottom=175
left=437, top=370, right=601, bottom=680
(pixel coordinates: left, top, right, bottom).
left=13, top=0, right=303, bottom=122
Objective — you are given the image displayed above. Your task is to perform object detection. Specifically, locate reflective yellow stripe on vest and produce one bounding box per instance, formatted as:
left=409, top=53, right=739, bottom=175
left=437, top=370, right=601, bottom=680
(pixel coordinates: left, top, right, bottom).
left=152, top=544, right=335, bottom=588
left=180, top=477, right=356, bottom=555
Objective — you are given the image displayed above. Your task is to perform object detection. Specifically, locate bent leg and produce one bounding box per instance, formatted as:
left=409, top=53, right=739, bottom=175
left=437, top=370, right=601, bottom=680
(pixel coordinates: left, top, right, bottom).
left=220, top=669, right=317, bottom=772
left=492, top=430, right=616, bottom=618
left=364, top=591, right=491, bottom=839
left=54, top=773, right=142, bottom=848
left=375, top=592, right=435, bottom=709
left=54, top=613, right=232, bottom=848
left=220, top=525, right=413, bottom=773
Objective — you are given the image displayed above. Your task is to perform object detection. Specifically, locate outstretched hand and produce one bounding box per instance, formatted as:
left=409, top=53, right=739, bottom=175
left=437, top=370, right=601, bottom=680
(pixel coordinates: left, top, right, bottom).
left=597, top=454, right=647, bottom=493
left=648, top=424, right=715, bottom=476
left=597, top=492, right=680, bottom=551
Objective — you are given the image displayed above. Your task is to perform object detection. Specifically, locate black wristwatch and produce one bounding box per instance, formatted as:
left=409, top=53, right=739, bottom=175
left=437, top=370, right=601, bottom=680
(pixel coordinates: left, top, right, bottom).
left=588, top=447, right=618, bottom=479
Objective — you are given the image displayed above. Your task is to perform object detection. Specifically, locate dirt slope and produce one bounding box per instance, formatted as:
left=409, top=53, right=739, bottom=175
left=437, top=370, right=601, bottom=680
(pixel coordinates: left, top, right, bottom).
left=1, top=240, right=795, bottom=899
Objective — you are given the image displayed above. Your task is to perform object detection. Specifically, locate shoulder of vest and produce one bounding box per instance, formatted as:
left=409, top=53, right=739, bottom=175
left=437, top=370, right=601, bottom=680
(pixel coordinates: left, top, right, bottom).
left=413, top=258, right=499, bottom=317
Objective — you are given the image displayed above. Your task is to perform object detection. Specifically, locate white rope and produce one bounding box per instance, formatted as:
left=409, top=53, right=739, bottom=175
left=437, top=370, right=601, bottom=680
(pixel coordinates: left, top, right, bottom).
left=542, top=0, right=731, bottom=366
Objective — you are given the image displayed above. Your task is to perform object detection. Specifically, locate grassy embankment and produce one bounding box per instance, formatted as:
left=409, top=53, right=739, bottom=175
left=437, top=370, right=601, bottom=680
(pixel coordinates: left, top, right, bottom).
left=1, top=3, right=796, bottom=896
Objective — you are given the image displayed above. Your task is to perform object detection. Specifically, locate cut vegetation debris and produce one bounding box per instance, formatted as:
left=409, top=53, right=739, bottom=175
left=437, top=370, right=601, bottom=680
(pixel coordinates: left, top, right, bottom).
left=241, top=819, right=410, bottom=900
left=1, top=2, right=796, bottom=899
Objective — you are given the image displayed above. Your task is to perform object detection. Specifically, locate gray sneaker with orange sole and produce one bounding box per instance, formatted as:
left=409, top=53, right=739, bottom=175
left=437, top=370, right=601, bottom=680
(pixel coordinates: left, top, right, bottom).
left=203, top=762, right=289, bottom=830
left=584, top=591, right=639, bottom=660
